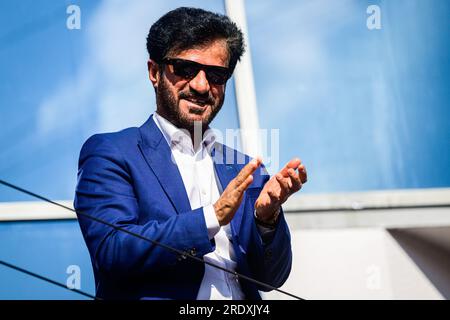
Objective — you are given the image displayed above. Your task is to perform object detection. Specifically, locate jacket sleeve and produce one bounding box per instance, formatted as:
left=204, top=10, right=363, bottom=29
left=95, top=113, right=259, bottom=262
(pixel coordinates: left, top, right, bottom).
left=244, top=168, right=293, bottom=291
left=74, top=134, right=214, bottom=278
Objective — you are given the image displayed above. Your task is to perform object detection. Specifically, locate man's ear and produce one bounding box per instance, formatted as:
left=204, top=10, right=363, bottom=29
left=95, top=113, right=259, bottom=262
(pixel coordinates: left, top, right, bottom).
left=147, top=59, right=160, bottom=89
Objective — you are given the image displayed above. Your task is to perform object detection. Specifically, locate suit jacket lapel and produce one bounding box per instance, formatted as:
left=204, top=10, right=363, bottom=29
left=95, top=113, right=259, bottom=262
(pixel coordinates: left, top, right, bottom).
left=138, top=115, right=246, bottom=235
left=138, top=115, right=192, bottom=214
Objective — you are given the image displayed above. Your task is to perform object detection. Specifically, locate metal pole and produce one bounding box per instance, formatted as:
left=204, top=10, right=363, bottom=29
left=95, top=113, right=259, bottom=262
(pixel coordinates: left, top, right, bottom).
left=224, top=0, right=261, bottom=158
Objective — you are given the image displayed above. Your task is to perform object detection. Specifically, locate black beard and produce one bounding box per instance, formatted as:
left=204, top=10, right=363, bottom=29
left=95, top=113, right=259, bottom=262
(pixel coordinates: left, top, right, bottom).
left=156, top=77, right=224, bottom=133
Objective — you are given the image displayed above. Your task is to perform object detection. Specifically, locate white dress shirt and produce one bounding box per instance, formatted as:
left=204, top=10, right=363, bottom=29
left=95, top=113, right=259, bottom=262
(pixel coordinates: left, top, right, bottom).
left=153, top=112, right=245, bottom=300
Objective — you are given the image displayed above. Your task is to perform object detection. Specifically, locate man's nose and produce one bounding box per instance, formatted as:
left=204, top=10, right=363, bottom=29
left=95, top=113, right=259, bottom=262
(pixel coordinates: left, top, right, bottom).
left=189, top=70, right=210, bottom=94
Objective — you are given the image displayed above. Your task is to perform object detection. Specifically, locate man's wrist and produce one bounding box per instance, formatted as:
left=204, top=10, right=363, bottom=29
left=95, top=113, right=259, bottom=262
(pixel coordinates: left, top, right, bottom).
left=254, top=207, right=280, bottom=227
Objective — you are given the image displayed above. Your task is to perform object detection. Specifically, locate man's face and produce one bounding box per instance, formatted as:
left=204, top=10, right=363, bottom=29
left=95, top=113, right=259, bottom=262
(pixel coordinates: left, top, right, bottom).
left=153, top=39, right=229, bottom=132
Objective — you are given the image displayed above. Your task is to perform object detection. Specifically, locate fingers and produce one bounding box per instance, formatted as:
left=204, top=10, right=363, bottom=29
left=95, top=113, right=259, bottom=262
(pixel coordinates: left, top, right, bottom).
left=233, top=157, right=261, bottom=188
left=236, top=174, right=254, bottom=193
left=279, top=158, right=307, bottom=183
left=287, top=168, right=302, bottom=191
left=273, top=158, right=307, bottom=200
left=215, top=158, right=262, bottom=226
left=280, top=158, right=302, bottom=177
left=267, top=175, right=290, bottom=203
left=298, top=163, right=307, bottom=183
left=275, top=173, right=290, bottom=195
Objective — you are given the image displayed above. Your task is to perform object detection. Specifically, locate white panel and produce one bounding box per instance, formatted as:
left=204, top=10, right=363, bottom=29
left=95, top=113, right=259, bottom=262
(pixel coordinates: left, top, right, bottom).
left=224, top=0, right=261, bottom=157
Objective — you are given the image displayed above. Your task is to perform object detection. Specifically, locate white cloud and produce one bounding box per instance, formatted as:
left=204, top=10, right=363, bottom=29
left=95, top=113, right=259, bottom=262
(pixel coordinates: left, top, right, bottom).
left=37, top=0, right=201, bottom=137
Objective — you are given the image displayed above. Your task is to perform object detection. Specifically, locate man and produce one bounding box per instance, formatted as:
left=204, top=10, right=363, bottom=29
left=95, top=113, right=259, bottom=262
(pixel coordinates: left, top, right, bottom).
left=74, top=7, right=307, bottom=300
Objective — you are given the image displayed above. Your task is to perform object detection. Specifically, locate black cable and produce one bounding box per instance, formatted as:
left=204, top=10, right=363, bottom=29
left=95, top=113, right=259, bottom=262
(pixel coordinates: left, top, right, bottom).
left=0, top=260, right=97, bottom=300
left=0, top=179, right=304, bottom=300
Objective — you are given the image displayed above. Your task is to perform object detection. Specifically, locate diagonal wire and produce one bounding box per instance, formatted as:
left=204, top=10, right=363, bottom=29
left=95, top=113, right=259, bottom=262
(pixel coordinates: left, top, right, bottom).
left=0, top=260, right=97, bottom=300
left=0, top=179, right=304, bottom=300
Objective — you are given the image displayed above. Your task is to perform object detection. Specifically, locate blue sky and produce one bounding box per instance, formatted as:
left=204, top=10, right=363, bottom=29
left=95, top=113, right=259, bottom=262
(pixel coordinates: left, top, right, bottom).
left=246, top=0, right=450, bottom=191
left=0, top=0, right=238, bottom=202
left=0, top=0, right=449, bottom=300
left=0, top=0, right=449, bottom=202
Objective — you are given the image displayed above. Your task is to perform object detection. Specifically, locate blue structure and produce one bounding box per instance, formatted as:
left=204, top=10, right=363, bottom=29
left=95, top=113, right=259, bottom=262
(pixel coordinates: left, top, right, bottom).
left=0, top=0, right=449, bottom=299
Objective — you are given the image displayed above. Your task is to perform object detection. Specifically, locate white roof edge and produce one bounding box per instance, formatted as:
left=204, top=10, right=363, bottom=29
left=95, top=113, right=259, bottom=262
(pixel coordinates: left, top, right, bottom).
left=283, top=188, right=450, bottom=212
left=0, top=200, right=76, bottom=221
left=0, top=188, right=449, bottom=221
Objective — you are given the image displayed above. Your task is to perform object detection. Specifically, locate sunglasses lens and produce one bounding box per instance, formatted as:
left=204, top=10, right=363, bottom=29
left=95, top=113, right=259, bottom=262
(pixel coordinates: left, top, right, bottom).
left=172, top=61, right=200, bottom=79
left=206, top=69, right=229, bottom=85
left=166, top=58, right=230, bottom=85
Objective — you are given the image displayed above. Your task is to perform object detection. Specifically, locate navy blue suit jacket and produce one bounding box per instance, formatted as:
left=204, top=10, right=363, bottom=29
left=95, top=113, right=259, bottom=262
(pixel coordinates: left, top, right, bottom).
left=74, top=115, right=292, bottom=300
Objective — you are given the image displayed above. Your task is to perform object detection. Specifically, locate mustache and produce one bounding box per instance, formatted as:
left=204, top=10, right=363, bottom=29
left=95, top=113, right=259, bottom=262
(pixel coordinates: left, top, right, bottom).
left=178, top=91, right=215, bottom=105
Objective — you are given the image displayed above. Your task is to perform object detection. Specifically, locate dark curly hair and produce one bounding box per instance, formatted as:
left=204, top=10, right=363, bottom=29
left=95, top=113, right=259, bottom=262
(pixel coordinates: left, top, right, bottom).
left=146, top=7, right=245, bottom=72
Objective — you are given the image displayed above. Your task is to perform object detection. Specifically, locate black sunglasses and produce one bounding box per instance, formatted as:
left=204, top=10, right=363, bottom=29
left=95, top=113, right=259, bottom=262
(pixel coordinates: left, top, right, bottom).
left=161, top=58, right=231, bottom=85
